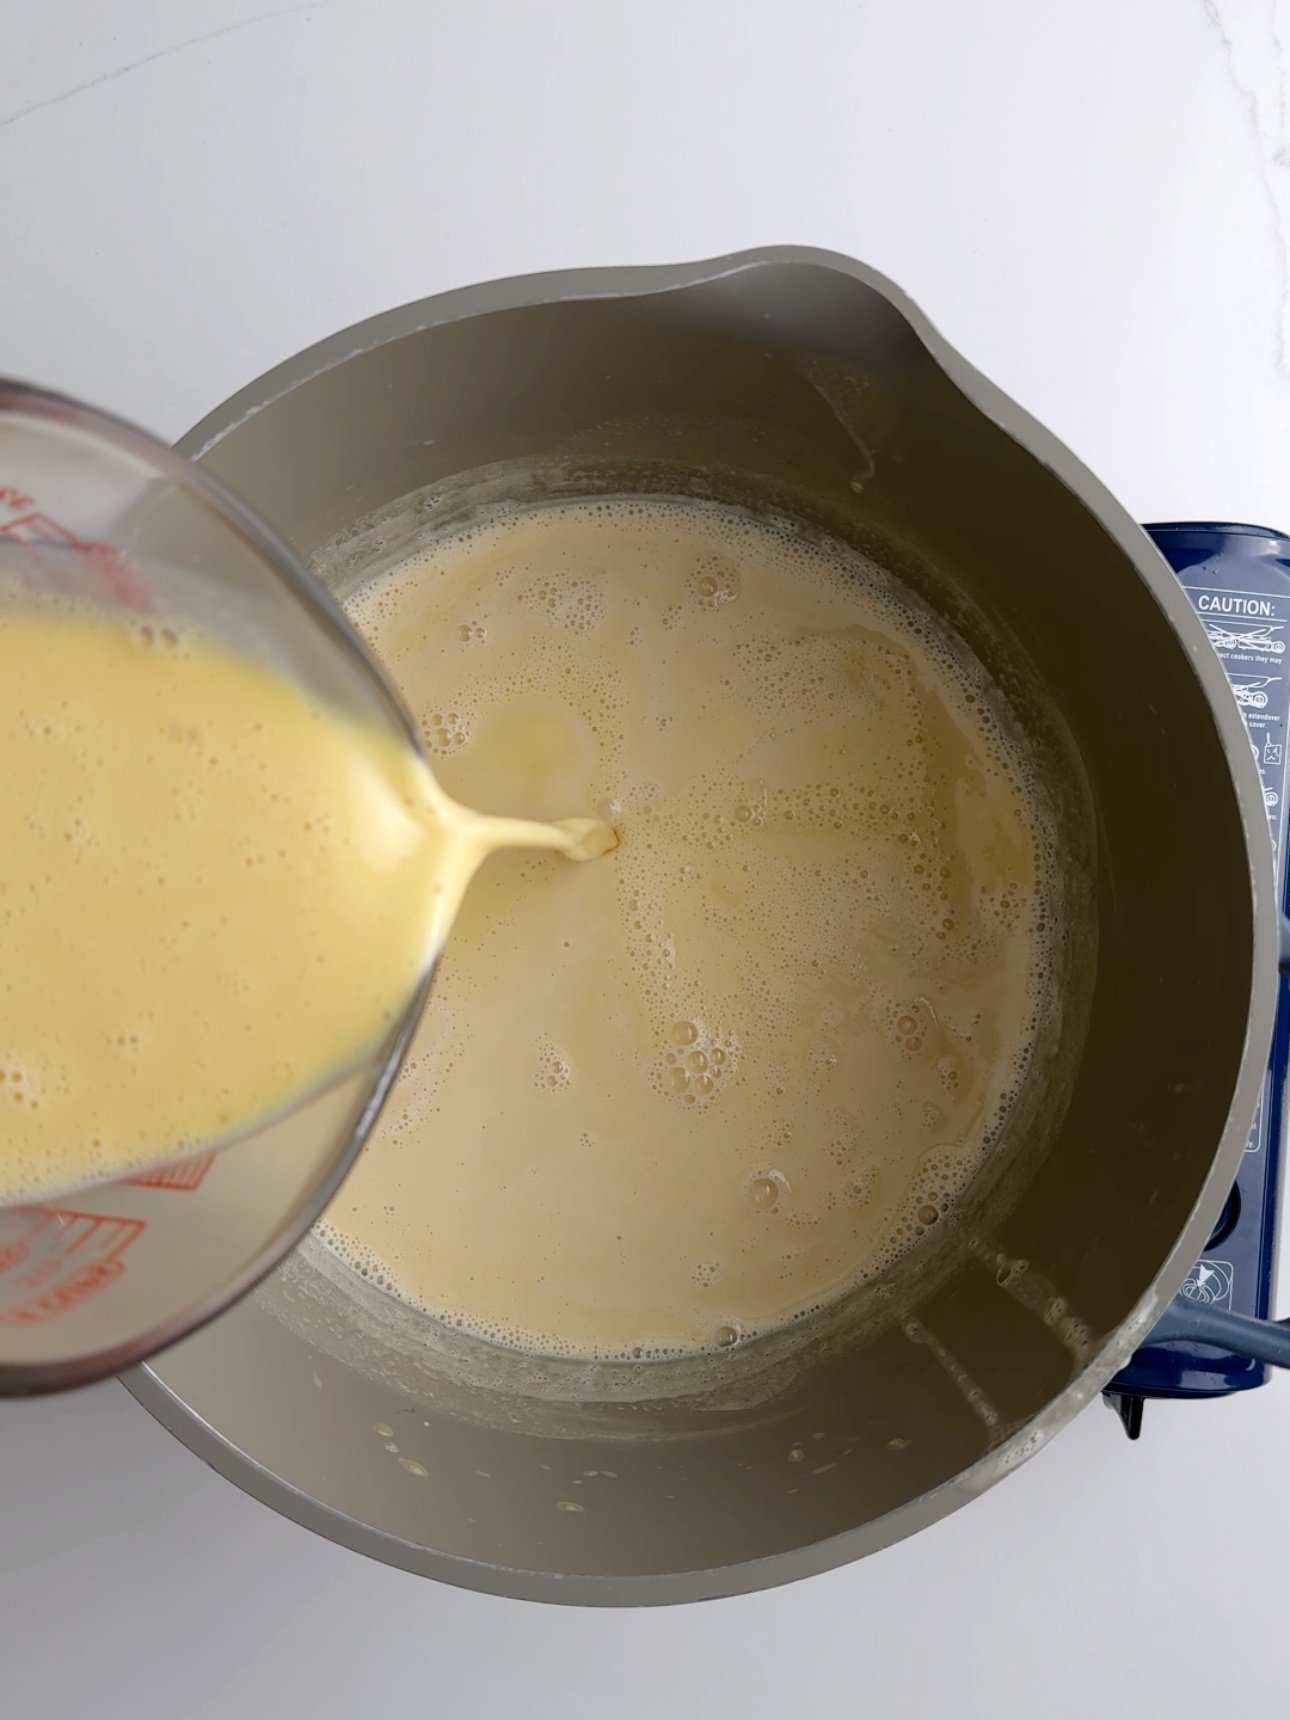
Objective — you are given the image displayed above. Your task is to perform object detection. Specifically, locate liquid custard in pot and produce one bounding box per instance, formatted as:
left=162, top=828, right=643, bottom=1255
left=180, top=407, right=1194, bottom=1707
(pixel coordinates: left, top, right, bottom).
left=319, top=497, right=1059, bottom=1360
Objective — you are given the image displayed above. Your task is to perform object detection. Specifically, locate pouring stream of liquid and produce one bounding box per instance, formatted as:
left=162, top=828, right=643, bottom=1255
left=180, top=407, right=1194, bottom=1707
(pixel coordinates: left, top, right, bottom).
left=417, top=778, right=617, bottom=957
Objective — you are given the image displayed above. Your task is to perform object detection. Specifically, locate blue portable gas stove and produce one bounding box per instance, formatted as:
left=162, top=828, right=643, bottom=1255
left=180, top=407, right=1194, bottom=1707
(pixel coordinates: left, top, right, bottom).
left=1105, top=523, right=1290, bottom=1436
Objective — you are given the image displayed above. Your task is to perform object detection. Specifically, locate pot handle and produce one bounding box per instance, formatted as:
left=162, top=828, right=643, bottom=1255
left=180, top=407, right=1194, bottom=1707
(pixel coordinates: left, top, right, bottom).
left=1147, top=1299, right=1290, bottom=1368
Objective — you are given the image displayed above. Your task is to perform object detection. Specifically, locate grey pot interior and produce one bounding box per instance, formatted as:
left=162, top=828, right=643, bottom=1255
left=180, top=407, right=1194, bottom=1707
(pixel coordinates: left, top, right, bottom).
left=127, top=249, right=1274, bottom=1603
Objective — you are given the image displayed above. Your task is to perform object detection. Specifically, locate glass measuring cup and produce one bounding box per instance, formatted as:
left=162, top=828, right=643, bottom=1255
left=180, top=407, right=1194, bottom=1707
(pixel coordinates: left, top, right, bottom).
left=0, top=381, right=433, bottom=1393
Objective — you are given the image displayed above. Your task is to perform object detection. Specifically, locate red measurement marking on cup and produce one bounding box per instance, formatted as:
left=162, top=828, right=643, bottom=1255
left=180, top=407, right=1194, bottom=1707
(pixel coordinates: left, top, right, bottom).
left=0, top=1208, right=145, bottom=1324
left=0, top=504, right=153, bottom=610
left=0, top=1208, right=46, bottom=1275
left=0, top=510, right=85, bottom=547
left=125, top=1154, right=214, bottom=1192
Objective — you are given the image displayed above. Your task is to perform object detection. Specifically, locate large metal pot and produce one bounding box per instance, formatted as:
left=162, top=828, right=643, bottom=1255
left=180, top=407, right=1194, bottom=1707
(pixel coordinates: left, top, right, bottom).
left=127, top=248, right=1276, bottom=1603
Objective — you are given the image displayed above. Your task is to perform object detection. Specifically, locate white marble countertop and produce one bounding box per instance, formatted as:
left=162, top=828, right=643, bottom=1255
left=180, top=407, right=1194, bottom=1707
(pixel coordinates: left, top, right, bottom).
left=3, top=2, right=1290, bottom=1715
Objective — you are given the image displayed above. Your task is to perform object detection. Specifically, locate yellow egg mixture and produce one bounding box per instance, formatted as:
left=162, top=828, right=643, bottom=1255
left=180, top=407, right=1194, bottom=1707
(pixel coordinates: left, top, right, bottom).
left=319, top=497, right=1056, bottom=1360
left=0, top=608, right=609, bottom=1205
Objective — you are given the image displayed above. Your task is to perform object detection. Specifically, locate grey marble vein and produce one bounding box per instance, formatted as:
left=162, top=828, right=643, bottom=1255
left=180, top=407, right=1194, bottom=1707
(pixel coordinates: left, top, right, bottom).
left=1203, top=0, right=1290, bottom=377
left=0, top=3, right=329, bottom=132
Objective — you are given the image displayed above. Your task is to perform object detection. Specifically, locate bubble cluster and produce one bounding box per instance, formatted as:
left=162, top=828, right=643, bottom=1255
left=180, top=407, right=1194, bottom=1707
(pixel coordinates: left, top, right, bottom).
left=654, top=1018, right=737, bottom=1106
left=422, top=708, right=469, bottom=755
left=323, top=494, right=1061, bottom=1362
left=518, top=573, right=605, bottom=635
left=0, top=1062, right=36, bottom=1111
left=132, top=622, right=182, bottom=651
left=535, top=1041, right=573, bottom=1092
left=691, top=556, right=741, bottom=609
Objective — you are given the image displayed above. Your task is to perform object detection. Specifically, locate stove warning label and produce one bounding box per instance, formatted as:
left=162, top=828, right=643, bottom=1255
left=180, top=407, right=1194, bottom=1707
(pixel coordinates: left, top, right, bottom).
left=1183, top=573, right=1290, bottom=1158
left=1196, top=593, right=1277, bottom=618
left=1183, top=580, right=1290, bottom=869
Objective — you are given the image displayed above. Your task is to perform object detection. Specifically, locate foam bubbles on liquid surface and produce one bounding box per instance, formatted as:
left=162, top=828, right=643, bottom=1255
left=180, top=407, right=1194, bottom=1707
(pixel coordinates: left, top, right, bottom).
left=320, top=495, right=1061, bottom=1363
